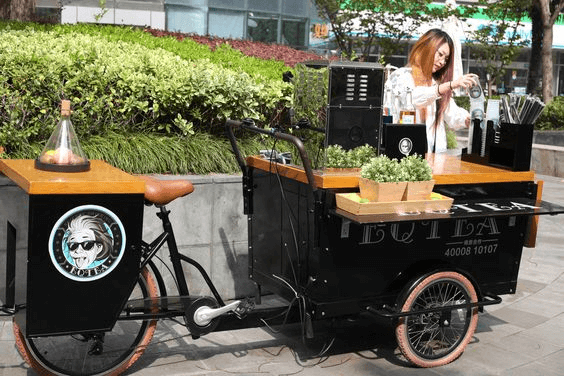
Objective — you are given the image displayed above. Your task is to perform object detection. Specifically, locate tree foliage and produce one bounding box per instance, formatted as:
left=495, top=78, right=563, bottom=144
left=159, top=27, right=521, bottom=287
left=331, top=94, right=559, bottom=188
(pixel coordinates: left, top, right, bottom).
left=467, top=0, right=529, bottom=96
left=313, top=0, right=458, bottom=63
left=313, top=0, right=564, bottom=101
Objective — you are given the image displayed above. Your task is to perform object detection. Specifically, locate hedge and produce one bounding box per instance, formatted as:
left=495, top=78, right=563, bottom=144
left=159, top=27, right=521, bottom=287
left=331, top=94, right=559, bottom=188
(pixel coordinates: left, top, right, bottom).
left=0, top=23, right=295, bottom=173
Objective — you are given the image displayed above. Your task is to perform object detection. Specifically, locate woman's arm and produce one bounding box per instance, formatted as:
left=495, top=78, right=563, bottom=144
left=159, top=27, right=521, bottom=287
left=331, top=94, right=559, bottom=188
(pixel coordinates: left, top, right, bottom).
left=444, top=97, right=470, bottom=130
left=437, top=73, right=479, bottom=96
left=412, top=85, right=441, bottom=108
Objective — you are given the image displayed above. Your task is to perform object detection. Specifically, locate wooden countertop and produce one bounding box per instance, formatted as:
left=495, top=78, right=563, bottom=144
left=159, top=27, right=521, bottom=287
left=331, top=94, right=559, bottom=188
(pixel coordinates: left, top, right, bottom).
left=0, top=159, right=145, bottom=195
left=246, top=154, right=536, bottom=189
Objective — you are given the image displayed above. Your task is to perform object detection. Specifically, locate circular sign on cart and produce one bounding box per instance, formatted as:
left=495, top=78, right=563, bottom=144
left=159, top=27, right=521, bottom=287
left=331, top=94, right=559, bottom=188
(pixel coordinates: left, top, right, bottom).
left=48, top=205, right=126, bottom=282
left=398, top=137, right=413, bottom=156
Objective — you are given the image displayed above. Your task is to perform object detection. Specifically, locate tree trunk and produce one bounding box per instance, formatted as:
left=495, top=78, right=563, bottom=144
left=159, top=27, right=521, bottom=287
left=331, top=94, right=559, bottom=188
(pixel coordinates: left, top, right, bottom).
left=0, top=1, right=11, bottom=19
left=542, top=21, right=554, bottom=102
left=527, top=2, right=543, bottom=94
left=537, top=0, right=554, bottom=103
left=1, top=0, right=37, bottom=21
left=488, top=76, right=495, bottom=97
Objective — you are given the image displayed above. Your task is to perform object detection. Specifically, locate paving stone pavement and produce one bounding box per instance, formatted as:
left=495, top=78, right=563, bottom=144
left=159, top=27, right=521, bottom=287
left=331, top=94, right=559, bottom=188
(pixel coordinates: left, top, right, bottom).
left=2, top=175, right=564, bottom=376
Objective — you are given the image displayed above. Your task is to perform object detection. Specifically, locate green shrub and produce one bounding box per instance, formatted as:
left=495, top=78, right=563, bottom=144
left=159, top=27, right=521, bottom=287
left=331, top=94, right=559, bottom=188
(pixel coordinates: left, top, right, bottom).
left=0, top=28, right=293, bottom=155
left=535, top=96, right=564, bottom=130
left=292, top=63, right=328, bottom=129
left=8, top=130, right=270, bottom=175
left=0, top=21, right=290, bottom=83
left=350, top=144, right=377, bottom=167
left=453, top=95, right=470, bottom=112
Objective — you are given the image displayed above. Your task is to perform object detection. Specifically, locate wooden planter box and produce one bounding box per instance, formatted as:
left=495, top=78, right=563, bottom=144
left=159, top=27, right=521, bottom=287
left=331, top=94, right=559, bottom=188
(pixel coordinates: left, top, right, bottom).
left=358, top=177, right=407, bottom=202
left=403, top=179, right=435, bottom=201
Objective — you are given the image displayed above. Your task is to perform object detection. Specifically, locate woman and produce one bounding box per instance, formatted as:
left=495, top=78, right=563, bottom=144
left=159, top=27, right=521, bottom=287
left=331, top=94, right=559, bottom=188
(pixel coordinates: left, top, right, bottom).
left=387, top=29, right=479, bottom=153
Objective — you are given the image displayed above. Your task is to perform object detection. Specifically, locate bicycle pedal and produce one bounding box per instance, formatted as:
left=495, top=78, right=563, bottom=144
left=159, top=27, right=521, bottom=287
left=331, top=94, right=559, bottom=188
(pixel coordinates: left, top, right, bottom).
left=234, top=298, right=255, bottom=319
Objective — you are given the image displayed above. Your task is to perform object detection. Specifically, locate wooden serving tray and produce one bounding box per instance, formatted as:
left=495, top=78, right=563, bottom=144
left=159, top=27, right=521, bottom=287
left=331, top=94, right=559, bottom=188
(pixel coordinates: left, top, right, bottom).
left=335, top=192, right=453, bottom=216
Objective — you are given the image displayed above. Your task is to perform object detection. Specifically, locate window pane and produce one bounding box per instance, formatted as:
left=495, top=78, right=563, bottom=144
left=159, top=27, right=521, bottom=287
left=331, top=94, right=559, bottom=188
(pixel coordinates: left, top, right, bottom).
left=282, top=19, right=306, bottom=47
left=282, top=0, right=306, bottom=16
left=248, top=12, right=278, bottom=43
left=558, top=66, right=564, bottom=95
left=209, top=9, right=244, bottom=38
left=209, top=0, right=245, bottom=10
left=248, top=0, right=279, bottom=12
left=167, top=5, right=206, bottom=34
left=387, top=56, right=407, bottom=69
left=559, top=51, right=564, bottom=64
left=514, top=49, right=529, bottom=62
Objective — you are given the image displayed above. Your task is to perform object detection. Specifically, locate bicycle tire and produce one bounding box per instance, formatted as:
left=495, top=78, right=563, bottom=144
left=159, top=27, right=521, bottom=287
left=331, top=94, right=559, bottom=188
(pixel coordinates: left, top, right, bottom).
left=395, top=271, right=478, bottom=368
left=14, top=267, right=159, bottom=376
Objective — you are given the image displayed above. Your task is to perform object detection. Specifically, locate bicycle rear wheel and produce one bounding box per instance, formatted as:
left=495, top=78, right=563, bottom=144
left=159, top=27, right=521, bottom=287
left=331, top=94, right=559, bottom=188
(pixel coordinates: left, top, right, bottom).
left=395, top=271, right=478, bottom=368
left=14, top=267, right=158, bottom=376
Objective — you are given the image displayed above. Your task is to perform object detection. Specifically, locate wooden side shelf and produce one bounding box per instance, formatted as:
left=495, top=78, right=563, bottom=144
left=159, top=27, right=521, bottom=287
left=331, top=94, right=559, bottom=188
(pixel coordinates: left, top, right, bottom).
left=0, top=159, right=145, bottom=195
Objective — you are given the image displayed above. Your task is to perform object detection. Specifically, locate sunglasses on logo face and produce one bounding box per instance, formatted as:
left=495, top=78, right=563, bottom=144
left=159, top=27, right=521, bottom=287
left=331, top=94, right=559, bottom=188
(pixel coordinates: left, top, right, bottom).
left=68, top=241, right=98, bottom=251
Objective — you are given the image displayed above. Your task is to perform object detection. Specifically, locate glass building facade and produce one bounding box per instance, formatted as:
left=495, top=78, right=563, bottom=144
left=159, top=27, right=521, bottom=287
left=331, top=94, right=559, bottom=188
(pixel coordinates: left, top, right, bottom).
left=165, top=0, right=319, bottom=49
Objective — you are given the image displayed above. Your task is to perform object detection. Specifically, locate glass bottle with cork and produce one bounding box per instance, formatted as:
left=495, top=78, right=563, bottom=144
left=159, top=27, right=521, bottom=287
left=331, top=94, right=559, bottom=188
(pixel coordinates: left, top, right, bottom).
left=35, top=99, right=90, bottom=172
left=382, top=87, right=393, bottom=125
left=399, top=87, right=416, bottom=124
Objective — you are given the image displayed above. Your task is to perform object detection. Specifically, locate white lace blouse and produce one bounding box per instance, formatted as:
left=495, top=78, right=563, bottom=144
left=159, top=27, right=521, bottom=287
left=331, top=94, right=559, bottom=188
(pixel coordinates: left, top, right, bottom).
left=386, top=67, right=469, bottom=153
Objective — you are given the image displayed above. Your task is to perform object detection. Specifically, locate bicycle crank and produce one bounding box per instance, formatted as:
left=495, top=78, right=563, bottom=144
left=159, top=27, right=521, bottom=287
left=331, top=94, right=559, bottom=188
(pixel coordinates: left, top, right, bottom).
left=184, top=296, right=247, bottom=338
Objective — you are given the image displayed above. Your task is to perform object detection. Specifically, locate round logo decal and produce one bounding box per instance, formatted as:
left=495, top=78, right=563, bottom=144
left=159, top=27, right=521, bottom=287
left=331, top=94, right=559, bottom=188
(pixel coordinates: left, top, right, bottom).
left=49, top=205, right=126, bottom=282
left=398, top=137, right=413, bottom=156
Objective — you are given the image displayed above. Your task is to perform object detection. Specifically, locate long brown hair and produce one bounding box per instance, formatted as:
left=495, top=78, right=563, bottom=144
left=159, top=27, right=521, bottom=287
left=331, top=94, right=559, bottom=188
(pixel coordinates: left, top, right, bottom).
left=408, top=29, right=455, bottom=127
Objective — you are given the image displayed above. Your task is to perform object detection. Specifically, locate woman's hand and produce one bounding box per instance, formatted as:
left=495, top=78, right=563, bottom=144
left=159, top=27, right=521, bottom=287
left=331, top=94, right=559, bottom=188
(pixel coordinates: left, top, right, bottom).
left=465, top=116, right=471, bottom=127
left=452, top=74, right=479, bottom=90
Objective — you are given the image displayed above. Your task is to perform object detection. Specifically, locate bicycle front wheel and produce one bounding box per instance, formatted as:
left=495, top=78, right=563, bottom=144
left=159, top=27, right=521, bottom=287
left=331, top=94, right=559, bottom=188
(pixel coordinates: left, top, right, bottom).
left=14, top=267, right=158, bottom=376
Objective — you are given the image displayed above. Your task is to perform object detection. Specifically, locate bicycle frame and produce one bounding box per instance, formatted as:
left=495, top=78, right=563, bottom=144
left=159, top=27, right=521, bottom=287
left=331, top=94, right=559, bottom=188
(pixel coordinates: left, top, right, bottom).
left=121, top=203, right=294, bottom=337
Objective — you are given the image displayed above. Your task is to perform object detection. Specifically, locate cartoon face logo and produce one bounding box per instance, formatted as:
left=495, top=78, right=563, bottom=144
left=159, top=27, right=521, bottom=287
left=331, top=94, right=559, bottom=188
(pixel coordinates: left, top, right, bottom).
left=49, top=205, right=126, bottom=282
left=399, top=137, right=413, bottom=156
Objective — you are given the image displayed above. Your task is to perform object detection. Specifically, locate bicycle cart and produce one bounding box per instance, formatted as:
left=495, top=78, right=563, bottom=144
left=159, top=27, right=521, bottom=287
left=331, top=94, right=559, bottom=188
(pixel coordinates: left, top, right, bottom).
left=1, top=119, right=564, bottom=375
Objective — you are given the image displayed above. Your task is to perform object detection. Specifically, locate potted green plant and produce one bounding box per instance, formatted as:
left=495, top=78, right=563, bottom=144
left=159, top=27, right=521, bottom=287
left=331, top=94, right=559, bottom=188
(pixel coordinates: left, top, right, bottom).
left=358, top=155, right=408, bottom=202
left=324, top=144, right=376, bottom=173
left=325, top=144, right=352, bottom=169
left=400, top=154, right=435, bottom=200
left=350, top=144, right=377, bottom=167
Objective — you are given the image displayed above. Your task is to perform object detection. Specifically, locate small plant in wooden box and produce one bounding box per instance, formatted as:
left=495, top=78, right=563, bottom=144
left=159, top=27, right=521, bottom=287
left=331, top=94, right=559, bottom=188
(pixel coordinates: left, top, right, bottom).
left=400, top=154, right=435, bottom=201
left=325, top=144, right=376, bottom=172
left=359, top=155, right=408, bottom=202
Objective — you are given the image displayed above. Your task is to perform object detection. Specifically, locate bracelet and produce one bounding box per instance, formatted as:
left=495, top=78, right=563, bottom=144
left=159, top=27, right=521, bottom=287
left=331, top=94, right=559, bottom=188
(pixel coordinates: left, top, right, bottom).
left=449, top=81, right=453, bottom=90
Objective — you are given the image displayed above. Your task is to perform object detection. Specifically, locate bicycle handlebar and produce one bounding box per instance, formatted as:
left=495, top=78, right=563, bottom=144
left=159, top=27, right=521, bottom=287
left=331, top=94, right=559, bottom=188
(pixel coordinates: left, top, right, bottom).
left=225, top=119, right=317, bottom=191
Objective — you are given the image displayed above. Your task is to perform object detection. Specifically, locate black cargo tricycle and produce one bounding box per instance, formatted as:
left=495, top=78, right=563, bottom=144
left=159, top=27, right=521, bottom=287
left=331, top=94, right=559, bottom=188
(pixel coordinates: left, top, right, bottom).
left=2, top=119, right=563, bottom=375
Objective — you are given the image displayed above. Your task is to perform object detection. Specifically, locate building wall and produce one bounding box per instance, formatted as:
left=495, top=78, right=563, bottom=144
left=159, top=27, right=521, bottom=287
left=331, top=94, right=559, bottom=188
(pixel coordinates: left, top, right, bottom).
left=58, top=0, right=166, bottom=29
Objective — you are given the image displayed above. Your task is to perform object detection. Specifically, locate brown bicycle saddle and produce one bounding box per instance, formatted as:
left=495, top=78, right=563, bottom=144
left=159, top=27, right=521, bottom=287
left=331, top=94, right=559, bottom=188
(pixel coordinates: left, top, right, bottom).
left=138, top=175, right=194, bottom=206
